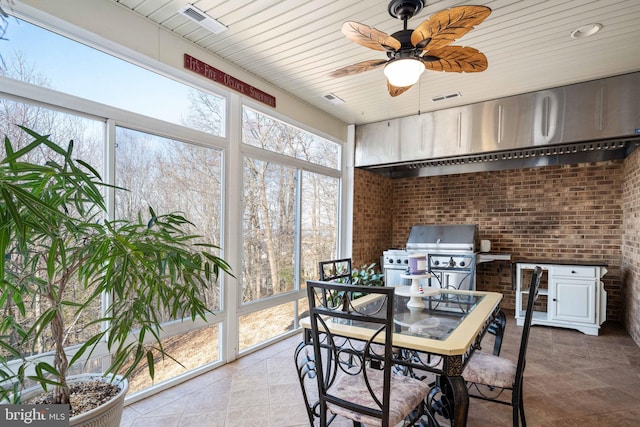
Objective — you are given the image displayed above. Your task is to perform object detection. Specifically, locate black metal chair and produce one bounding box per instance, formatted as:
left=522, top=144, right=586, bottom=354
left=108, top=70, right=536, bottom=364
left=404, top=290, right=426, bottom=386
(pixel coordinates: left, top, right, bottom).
left=318, top=258, right=352, bottom=283
left=487, top=309, right=507, bottom=356
left=463, top=266, right=543, bottom=427
left=306, top=281, right=430, bottom=427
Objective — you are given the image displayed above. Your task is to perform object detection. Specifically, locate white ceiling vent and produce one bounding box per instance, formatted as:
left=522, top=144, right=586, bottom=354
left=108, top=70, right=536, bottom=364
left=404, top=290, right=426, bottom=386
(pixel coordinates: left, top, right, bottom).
left=432, top=92, right=461, bottom=102
left=323, top=93, right=345, bottom=104
left=179, top=4, right=227, bottom=34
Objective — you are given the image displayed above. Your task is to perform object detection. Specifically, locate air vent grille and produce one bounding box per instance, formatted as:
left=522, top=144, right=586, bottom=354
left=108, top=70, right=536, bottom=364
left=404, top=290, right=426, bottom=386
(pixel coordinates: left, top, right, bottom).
left=432, top=92, right=461, bottom=102
left=179, top=5, right=227, bottom=34
left=323, top=93, right=345, bottom=104
left=182, top=7, right=206, bottom=22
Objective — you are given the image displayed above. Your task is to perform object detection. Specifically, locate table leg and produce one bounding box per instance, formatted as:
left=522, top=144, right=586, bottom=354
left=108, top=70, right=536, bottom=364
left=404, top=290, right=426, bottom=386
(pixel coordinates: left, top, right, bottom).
left=441, top=375, right=469, bottom=426
left=426, top=355, right=469, bottom=426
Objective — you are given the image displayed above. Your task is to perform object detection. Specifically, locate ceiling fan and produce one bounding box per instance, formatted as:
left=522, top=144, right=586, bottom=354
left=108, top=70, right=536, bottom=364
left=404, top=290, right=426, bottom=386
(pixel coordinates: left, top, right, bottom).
left=330, top=0, right=491, bottom=97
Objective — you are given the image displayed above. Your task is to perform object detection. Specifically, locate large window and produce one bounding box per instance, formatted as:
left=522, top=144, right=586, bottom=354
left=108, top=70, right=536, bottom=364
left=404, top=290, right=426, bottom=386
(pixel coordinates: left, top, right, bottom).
left=242, top=159, right=296, bottom=303
left=113, top=126, right=225, bottom=392
left=0, top=97, right=105, bottom=357
left=114, top=127, right=224, bottom=313
left=239, top=107, right=341, bottom=350
left=243, top=106, right=340, bottom=168
left=2, top=17, right=225, bottom=136
left=1, top=17, right=230, bottom=397
left=1, top=10, right=344, bottom=399
left=300, top=171, right=339, bottom=284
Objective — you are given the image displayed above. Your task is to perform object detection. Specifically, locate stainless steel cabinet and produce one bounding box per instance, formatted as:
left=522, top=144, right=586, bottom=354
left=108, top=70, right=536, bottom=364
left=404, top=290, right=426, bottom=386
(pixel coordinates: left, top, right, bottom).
left=469, top=89, right=563, bottom=153
left=354, top=73, right=640, bottom=168
left=354, top=119, right=401, bottom=166
left=561, top=72, right=640, bottom=143
left=432, top=107, right=471, bottom=158
left=397, top=107, right=472, bottom=161
left=398, top=114, right=431, bottom=161
left=531, top=89, right=564, bottom=146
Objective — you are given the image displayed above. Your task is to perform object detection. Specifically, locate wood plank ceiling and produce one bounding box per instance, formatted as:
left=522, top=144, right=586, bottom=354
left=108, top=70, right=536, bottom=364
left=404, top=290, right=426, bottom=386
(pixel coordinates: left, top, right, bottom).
left=111, top=0, right=640, bottom=126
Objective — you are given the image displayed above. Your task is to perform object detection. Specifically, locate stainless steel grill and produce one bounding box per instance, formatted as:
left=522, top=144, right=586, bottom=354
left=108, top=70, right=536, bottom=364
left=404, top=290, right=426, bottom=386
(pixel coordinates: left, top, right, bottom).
left=383, top=224, right=477, bottom=290
left=406, top=224, right=477, bottom=253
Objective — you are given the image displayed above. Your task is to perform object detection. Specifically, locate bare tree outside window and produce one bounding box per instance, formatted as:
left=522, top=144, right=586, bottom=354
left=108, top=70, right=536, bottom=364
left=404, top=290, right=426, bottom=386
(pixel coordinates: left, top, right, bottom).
left=243, top=106, right=340, bottom=169
left=114, top=127, right=224, bottom=314
left=300, top=171, right=339, bottom=285
left=185, top=89, right=226, bottom=136
left=242, top=159, right=296, bottom=302
left=0, top=96, right=104, bottom=365
left=239, top=108, right=340, bottom=349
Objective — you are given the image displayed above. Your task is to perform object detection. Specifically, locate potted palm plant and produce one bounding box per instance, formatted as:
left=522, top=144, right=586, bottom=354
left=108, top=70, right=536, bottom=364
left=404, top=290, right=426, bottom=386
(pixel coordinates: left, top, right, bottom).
left=0, top=126, right=232, bottom=425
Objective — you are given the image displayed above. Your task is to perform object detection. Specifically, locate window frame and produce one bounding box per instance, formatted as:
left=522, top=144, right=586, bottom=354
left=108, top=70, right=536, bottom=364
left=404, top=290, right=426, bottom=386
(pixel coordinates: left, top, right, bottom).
left=235, top=104, right=343, bottom=353
left=0, top=10, right=349, bottom=400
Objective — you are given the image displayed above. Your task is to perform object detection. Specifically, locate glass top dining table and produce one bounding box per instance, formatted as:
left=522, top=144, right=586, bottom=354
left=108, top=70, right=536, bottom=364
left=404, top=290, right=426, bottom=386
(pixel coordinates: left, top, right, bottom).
left=296, top=286, right=503, bottom=427
left=304, top=286, right=503, bottom=357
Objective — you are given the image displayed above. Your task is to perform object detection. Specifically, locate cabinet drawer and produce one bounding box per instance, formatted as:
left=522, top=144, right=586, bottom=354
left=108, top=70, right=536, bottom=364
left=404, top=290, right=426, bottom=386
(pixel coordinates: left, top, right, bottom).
left=553, top=265, right=597, bottom=278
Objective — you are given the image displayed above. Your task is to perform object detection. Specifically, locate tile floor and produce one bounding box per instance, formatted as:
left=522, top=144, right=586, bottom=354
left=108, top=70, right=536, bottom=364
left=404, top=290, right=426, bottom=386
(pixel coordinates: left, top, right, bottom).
left=120, top=315, right=640, bottom=426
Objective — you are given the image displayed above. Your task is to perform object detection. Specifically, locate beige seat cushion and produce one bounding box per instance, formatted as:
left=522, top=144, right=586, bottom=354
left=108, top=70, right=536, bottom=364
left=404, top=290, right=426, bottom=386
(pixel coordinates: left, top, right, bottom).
left=327, top=369, right=430, bottom=427
left=463, top=351, right=516, bottom=389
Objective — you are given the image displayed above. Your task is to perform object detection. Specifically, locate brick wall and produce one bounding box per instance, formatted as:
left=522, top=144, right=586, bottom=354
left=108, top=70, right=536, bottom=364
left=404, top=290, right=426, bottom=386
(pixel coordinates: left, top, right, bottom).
left=352, top=168, right=393, bottom=270
left=353, top=160, right=627, bottom=322
left=622, top=148, right=640, bottom=344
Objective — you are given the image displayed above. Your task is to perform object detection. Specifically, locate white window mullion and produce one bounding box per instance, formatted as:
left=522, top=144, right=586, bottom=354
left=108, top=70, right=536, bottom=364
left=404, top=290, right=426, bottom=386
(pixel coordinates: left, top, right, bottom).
left=223, top=92, right=243, bottom=363
left=341, top=124, right=355, bottom=259
left=102, top=119, right=117, bottom=338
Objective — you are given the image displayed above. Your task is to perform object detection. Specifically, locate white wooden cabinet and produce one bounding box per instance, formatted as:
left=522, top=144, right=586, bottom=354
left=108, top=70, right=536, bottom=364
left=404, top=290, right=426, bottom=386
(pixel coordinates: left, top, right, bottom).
left=514, top=262, right=607, bottom=336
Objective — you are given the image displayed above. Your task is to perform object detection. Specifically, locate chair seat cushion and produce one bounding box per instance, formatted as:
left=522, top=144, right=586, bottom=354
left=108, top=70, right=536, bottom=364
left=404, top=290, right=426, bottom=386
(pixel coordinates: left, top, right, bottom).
left=463, top=351, right=516, bottom=389
left=327, top=369, right=430, bottom=427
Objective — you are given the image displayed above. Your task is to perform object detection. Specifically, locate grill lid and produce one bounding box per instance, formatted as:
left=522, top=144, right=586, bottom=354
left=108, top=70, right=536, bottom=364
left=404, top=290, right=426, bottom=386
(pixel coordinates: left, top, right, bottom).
left=406, top=224, right=477, bottom=252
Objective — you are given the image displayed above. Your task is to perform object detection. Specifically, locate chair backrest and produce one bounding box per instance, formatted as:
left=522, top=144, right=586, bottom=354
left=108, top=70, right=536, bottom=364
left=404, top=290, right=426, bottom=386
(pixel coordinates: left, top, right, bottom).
left=318, top=258, right=352, bottom=283
left=427, top=253, right=476, bottom=290
left=514, top=266, right=543, bottom=389
left=306, top=280, right=395, bottom=426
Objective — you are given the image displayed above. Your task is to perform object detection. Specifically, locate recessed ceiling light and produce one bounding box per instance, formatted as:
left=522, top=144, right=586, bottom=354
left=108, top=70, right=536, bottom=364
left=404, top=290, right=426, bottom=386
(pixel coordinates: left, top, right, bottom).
left=570, top=23, right=602, bottom=39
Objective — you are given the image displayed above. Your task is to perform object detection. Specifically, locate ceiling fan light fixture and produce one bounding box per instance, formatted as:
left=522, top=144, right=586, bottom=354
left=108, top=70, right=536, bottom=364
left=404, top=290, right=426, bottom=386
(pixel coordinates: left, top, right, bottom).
left=384, top=58, right=425, bottom=87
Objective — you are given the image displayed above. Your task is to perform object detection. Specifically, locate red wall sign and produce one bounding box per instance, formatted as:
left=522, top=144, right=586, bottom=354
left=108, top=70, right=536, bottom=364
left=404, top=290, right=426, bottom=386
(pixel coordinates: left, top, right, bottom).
left=184, top=54, right=276, bottom=108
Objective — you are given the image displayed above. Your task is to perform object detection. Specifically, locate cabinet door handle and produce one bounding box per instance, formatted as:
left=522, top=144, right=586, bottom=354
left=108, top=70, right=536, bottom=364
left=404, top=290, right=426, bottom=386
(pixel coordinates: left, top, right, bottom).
left=553, top=298, right=557, bottom=301
left=571, top=270, right=577, bottom=274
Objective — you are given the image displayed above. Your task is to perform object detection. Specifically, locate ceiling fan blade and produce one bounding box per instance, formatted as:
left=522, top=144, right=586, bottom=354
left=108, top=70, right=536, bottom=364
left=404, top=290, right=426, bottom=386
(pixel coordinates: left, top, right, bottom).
left=422, top=46, right=488, bottom=73
left=411, top=6, right=491, bottom=51
left=329, top=59, right=388, bottom=78
left=342, top=21, right=402, bottom=51
left=387, top=80, right=413, bottom=97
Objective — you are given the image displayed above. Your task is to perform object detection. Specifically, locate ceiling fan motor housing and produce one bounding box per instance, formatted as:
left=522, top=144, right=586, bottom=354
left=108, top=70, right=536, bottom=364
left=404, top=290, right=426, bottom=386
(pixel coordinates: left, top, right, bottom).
left=388, top=0, right=424, bottom=20
left=388, top=29, right=422, bottom=59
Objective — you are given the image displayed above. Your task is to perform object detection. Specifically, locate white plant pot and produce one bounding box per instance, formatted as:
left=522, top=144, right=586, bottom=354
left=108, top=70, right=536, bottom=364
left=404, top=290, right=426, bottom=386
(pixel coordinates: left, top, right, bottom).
left=16, top=373, right=128, bottom=427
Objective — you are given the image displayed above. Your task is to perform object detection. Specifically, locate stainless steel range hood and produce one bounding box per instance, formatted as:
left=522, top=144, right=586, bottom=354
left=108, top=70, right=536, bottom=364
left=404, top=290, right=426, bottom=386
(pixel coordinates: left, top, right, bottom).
left=355, top=72, right=640, bottom=178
